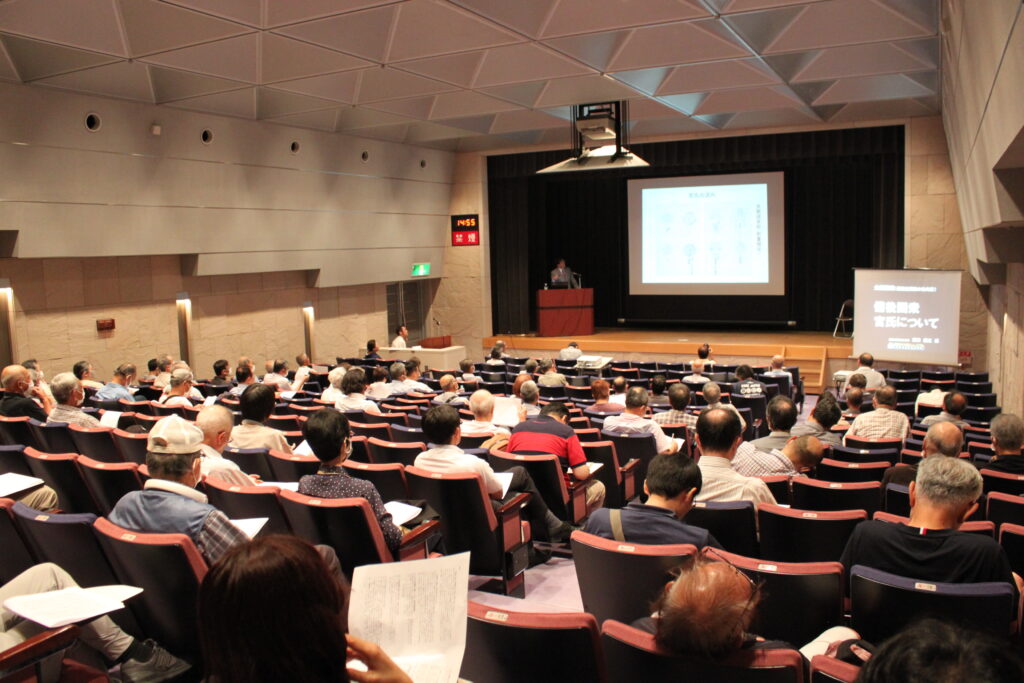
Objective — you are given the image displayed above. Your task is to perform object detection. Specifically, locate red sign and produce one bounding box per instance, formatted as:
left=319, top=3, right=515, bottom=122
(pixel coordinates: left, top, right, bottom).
left=958, top=349, right=972, bottom=368
left=451, top=214, right=479, bottom=247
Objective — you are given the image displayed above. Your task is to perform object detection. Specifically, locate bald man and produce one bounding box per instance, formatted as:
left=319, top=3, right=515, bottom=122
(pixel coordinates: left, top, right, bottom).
left=0, top=365, right=53, bottom=420
left=881, top=421, right=963, bottom=490
left=196, top=405, right=258, bottom=487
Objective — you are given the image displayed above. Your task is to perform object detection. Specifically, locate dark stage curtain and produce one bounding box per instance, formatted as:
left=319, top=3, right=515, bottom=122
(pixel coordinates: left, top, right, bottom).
left=488, top=125, right=904, bottom=334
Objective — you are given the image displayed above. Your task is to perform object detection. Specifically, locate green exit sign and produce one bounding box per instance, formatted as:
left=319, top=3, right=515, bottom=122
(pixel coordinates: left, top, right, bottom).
left=411, top=263, right=431, bottom=277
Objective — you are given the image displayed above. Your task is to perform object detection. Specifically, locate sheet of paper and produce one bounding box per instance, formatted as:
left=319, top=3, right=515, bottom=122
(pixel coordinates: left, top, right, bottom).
left=4, top=585, right=140, bottom=628
left=491, top=396, right=522, bottom=428
left=585, top=462, right=604, bottom=474
left=293, top=440, right=314, bottom=456
left=99, top=411, right=121, bottom=428
left=348, top=553, right=469, bottom=683
left=257, top=481, right=299, bottom=492
left=280, top=390, right=296, bottom=400
left=87, top=585, right=143, bottom=603
left=493, top=471, right=514, bottom=499
left=0, top=472, right=45, bottom=498
left=203, top=395, right=217, bottom=407
left=384, top=501, right=422, bottom=527
left=230, top=517, right=268, bottom=539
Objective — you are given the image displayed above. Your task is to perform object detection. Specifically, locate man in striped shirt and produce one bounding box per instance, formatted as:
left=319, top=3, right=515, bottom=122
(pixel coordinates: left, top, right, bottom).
left=732, top=435, right=825, bottom=477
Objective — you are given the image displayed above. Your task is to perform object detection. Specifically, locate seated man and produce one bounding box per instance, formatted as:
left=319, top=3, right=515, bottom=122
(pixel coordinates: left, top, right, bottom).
left=653, top=383, right=697, bottom=429
left=536, top=359, right=567, bottom=387
left=73, top=360, right=105, bottom=391
left=320, top=366, right=345, bottom=404
left=262, top=359, right=298, bottom=393
left=151, top=357, right=174, bottom=389
left=484, top=346, right=506, bottom=366
left=157, top=369, right=194, bottom=407
left=983, top=413, right=1024, bottom=474
left=334, top=368, right=380, bottom=413
left=603, top=387, right=680, bottom=455
left=732, top=435, right=824, bottom=478
left=841, top=353, right=887, bottom=392
left=434, top=374, right=466, bottom=405
left=694, top=408, right=776, bottom=505
left=364, top=339, right=381, bottom=360
left=763, top=355, right=793, bottom=383
left=228, top=364, right=256, bottom=397
left=750, top=395, right=797, bottom=451
left=293, top=353, right=313, bottom=388
left=608, top=376, right=628, bottom=406
left=509, top=402, right=606, bottom=510
left=227, top=383, right=293, bottom=454
left=920, top=391, right=969, bottom=429
left=160, top=361, right=203, bottom=401
left=299, top=408, right=403, bottom=554
left=842, top=455, right=1021, bottom=598
left=584, top=453, right=721, bottom=548
left=95, top=363, right=139, bottom=402
left=732, top=364, right=767, bottom=397
left=881, top=420, right=963, bottom=489
left=391, top=324, right=408, bottom=349
left=461, top=389, right=509, bottom=436
left=841, top=386, right=866, bottom=424
left=559, top=341, right=583, bottom=361
left=648, top=375, right=670, bottom=407
left=846, top=385, right=910, bottom=442
left=196, top=405, right=258, bottom=487
left=404, top=358, right=432, bottom=391
left=684, top=360, right=711, bottom=385
left=387, top=361, right=430, bottom=396
left=209, top=359, right=232, bottom=386
left=519, top=380, right=541, bottom=418
left=46, top=372, right=101, bottom=428
left=414, top=405, right=573, bottom=554
left=701, top=382, right=746, bottom=433
left=459, top=358, right=482, bottom=383
left=0, top=563, right=189, bottom=681
left=0, top=363, right=53, bottom=419
left=790, top=392, right=842, bottom=446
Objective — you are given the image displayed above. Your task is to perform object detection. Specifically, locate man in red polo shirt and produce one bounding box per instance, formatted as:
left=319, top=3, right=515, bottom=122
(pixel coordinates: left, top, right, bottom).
left=509, top=403, right=606, bottom=510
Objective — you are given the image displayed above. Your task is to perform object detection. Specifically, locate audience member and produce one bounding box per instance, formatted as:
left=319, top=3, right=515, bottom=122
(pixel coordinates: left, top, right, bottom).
left=459, top=358, right=482, bottom=383
left=603, top=387, right=680, bottom=454
left=842, top=353, right=886, bottom=391
left=161, top=361, right=204, bottom=401
left=143, top=357, right=159, bottom=382
left=95, top=363, right=138, bottom=402
left=840, top=455, right=1021, bottom=598
left=335, top=368, right=380, bottom=414
left=510, top=373, right=530, bottom=399
left=73, top=360, right=105, bottom=391
left=198, top=535, right=411, bottom=683
left=559, top=341, right=583, bottom=361
left=151, top=357, right=174, bottom=389
left=846, top=386, right=910, bottom=441
left=732, top=364, right=766, bottom=397
left=519, top=380, right=540, bottom=417
left=229, top=364, right=256, bottom=397
left=653, top=383, right=697, bottom=428
left=209, top=359, right=232, bottom=386
left=694, top=408, right=775, bottom=505
left=391, top=324, right=408, bottom=349
left=262, top=359, right=296, bottom=392
left=1, top=563, right=189, bottom=681
left=435, top=374, right=466, bottom=405
left=509, top=402, right=606, bottom=510
left=293, top=353, right=313, bottom=387
left=750, top=395, right=798, bottom=451
left=484, top=346, right=506, bottom=366
left=763, top=355, right=793, bottom=383
left=584, top=453, right=720, bottom=548
left=521, top=358, right=539, bottom=377
left=47, top=372, right=101, bottom=427
left=881, top=421, right=963, bottom=490
left=387, top=361, right=430, bottom=396
left=684, top=360, right=711, bottom=384
left=158, top=368, right=194, bottom=407
left=609, top=376, right=628, bottom=405
left=228, top=383, right=293, bottom=453
left=320, top=366, right=345, bottom=403
left=536, top=359, right=567, bottom=387
left=983, top=413, right=1024, bottom=474
left=494, top=340, right=510, bottom=359
left=22, top=359, right=54, bottom=403
left=733, top=434, right=824, bottom=477
left=842, top=386, right=866, bottom=423
left=462, top=389, right=509, bottom=435
left=404, top=357, right=431, bottom=390
left=0, top=364, right=53, bottom=419
left=791, top=392, right=842, bottom=446
left=648, top=374, right=670, bottom=407
left=364, top=338, right=381, bottom=360
left=695, top=342, right=715, bottom=367
left=196, top=405, right=257, bottom=487
left=701, top=382, right=746, bottom=433
left=920, top=391, right=969, bottom=428
left=589, top=378, right=625, bottom=414
left=365, top=366, right=392, bottom=400
left=299, top=409, right=402, bottom=553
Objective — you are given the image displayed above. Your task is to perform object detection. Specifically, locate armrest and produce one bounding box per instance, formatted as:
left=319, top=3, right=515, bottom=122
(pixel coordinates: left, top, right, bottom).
left=397, top=520, right=440, bottom=562
left=566, top=478, right=588, bottom=523
left=620, top=459, right=640, bottom=472
left=0, top=625, right=79, bottom=676
left=497, top=492, right=530, bottom=515
left=496, top=493, right=529, bottom=552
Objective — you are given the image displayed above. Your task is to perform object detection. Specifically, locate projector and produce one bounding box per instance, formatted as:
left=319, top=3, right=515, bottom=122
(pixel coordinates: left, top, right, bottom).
left=575, top=117, right=616, bottom=141
left=576, top=355, right=613, bottom=371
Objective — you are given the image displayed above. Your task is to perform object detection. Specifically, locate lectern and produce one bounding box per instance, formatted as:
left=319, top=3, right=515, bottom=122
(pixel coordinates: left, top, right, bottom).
left=537, top=288, right=594, bottom=336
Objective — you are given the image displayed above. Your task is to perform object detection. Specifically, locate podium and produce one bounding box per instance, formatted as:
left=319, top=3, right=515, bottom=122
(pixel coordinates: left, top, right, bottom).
left=537, top=288, right=594, bottom=337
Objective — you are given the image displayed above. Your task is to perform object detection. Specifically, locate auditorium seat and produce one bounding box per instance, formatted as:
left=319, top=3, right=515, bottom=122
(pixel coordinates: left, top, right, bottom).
left=757, top=504, right=866, bottom=562
left=406, top=466, right=530, bottom=597
left=964, top=406, right=1001, bottom=424
left=574, top=427, right=601, bottom=442
left=74, top=456, right=142, bottom=515
left=131, top=413, right=163, bottom=431
left=980, top=469, right=1024, bottom=496
left=883, top=483, right=911, bottom=516
left=0, top=624, right=110, bottom=682
left=849, top=565, right=1016, bottom=643
left=349, top=435, right=371, bottom=463
left=23, top=449, right=98, bottom=515
left=342, top=461, right=410, bottom=502
left=388, top=424, right=426, bottom=444
left=601, top=620, right=804, bottom=683
left=968, top=440, right=996, bottom=465
left=987, top=492, right=1024, bottom=529
left=809, top=654, right=861, bottom=683
left=366, top=438, right=425, bottom=467
left=265, top=449, right=319, bottom=481
left=791, top=479, right=881, bottom=514
left=151, top=403, right=187, bottom=419
left=203, top=478, right=291, bottom=535
left=26, top=420, right=77, bottom=455
left=962, top=392, right=998, bottom=408
left=999, top=523, right=1024, bottom=576
left=843, top=436, right=903, bottom=452
left=111, top=428, right=148, bottom=465
left=686, top=501, right=758, bottom=558
left=489, top=449, right=588, bottom=523
left=872, top=511, right=994, bottom=537
left=222, top=446, right=274, bottom=481
left=93, top=517, right=206, bottom=662
left=0, top=445, right=31, bottom=476
left=571, top=530, right=697, bottom=626
left=68, top=425, right=122, bottom=463
left=0, top=498, right=36, bottom=584
left=580, top=441, right=639, bottom=509
left=278, top=490, right=437, bottom=577
left=461, top=602, right=607, bottom=683
left=758, top=476, right=791, bottom=504
left=458, top=433, right=495, bottom=449
left=600, top=431, right=658, bottom=485
left=814, top=458, right=888, bottom=483
left=704, top=548, right=845, bottom=647
left=349, top=421, right=393, bottom=442
left=916, top=403, right=941, bottom=419
left=119, top=399, right=155, bottom=416
left=730, top=395, right=767, bottom=438
left=958, top=380, right=993, bottom=394
left=0, top=415, right=38, bottom=449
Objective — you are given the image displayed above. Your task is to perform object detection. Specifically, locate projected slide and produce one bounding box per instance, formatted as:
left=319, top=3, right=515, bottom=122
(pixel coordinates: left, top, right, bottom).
left=628, top=172, right=785, bottom=296
left=853, top=269, right=962, bottom=366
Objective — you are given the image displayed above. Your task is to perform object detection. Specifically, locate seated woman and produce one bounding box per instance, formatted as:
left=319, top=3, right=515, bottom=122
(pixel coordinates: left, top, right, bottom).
left=227, top=383, right=293, bottom=454
left=365, top=366, right=392, bottom=400
left=320, top=366, right=345, bottom=404
left=298, top=408, right=402, bottom=554
left=588, top=379, right=625, bottom=414
left=335, top=368, right=381, bottom=415
left=199, top=535, right=410, bottom=683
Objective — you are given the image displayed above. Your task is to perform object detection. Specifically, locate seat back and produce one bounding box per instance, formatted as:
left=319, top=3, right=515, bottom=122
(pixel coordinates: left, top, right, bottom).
left=981, top=469, right=1024, bottom=496
left=757, top=504, right=866, bottom=562
left=685, top=501, right=758, bottom=558
left=601, top=620, right=804, bottom=683
left=828, top=445, right=898, bottom=465
left=705, top=548, right=844, bottom=647
left=883, top=483, right=911, bottom=516
left=987, top=492, right=1024, bottom=529
left=350, top=421, right=393, bottom=442
left=0, top=498, right=36, bottom=583
left=999, top=523, right=1024, bottom=576
left=27, top=420, right=77, bottom=454
left=601, top=431, right=659, bottom=483
left=277, top=490, right=391, bottom=577
left=790, top=478, right=880, bottom=514
left=489, top=450, right=570, bottom=517
left=462, top=601, right=607, bottom=683
left=0, top=416, right=35, bottom=448
left=730, top=395, right=768, bottom=437
left=22, top=449, right=99, bottom=514
left=844, top=436, right=904, bottom=451
left=814, top=458, right=889, bottom=483
left=342, top=461, right=410, bottom=502
left=458, top=433, right=494, bottom=449
left=222, top=446, right=274, bottom=481
left=389, top=424, right=427, bottom=444
left=571, top=530, right=696, bottom=626
left=93, top=517, right=207, bottom=658
left=0, top=444, right=31, bottom=475
left=581, top=441, right=633, bottom=508
left=9, top=504, right=119, bottom=589
left=68, top=425, right=122, bottom=463
left=111, top=428, right=148, bottom=465
left=75, top=456, right=142, bottom=515
left=203, top=478, right=291, bottom=535
left=367, top=438, right=425, bottom=467
left=265, top=450, right=319, bottom=481
left=849, top=565, right=1016, bottom=643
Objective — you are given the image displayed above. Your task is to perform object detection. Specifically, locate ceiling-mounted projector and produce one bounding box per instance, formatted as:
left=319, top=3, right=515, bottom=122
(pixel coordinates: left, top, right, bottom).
left=538, top=101, right=648, bottom=174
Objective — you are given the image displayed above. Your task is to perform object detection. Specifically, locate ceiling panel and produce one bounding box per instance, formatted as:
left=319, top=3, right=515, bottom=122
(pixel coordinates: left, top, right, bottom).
left=36, top=60, right=154, bottom=102
left=140, top=33, right=260, bottom=83
left=542, top=0, right=710, bottom=38
left=387, top=0, right=522, bottom=62
left=1, top=34, right=120, bottom=81
left=165, top=86, right=257, bottom=118
left=0, top=0, right=127, bottom=56
left=270, top=70, right=362, bottom=103
left=272, top=5, right=398, bottom=62
left=118, top=0, right=250, bottom=56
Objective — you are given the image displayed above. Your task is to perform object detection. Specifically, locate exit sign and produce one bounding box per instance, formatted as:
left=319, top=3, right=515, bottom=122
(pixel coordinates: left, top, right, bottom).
left=411, top=263, right=431, bottom=277
left=451, top=214, right=479, bottom=246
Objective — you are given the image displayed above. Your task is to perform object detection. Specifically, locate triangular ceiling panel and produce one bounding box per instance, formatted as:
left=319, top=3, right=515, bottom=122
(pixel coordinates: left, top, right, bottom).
left=760, top=0, right=935, bottom=54
left=36, top=60, right=153, bottom=101
left=434, top=114, right=497, bottom=135
left=393, top=52, right=485, bottom=88
left=448, top=0, right=556, bottom=39
left=429, top=91, right=521, bottom=120
left=257, top=86, right=339, bottom=118
left=264, top=0, right=398, bottom=29
left=363, top=95, right=436, bottom=120
left=165, top=86, right=256, bottom=118
left=610, top=67, right=672, bottom=96
left=270, top=70, right=362, bottom=103
left=541, top=0, right=710, bottom=38
left=655, top=58, right=780, bottom=96
left=0, top=0, right=127, bottom=55
left=388, top=0, right=522, bottom=62
left=812, top=73, right=936, bottom=105
left=260, top=33, right=371, bottom=84
left=477, top=81, right=548, bottom=108
left=163, top=0, right=261, bottom=27
left=141, top=33, right=259, bottom=83
left=790, top=42, right=934, bottom=82
left=474, top=43, right=592, bottom=88
left=273, top=5, right=397, bottom=63
left=490, top=108, right=566, bottom=134
left=1, top=34, right=119, bottom=81
left=266, top=108, right=339, bottom=132
left=533, top=74, right=642, bottom=108
left=334, top=107, right=413, bottom=131
left=356, top=67, right=457, bottom=103
left=118, top=0, right=250, bottom=56
left=149, top=65, right=247, bottom=103
left=694, top=85, right=803, bottom=114
left=608, top=20, right=751, bottom=72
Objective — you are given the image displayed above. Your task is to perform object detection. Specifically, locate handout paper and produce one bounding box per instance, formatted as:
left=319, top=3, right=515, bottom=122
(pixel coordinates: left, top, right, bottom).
left=4, top=585, right=142, bottom=628
left=384, top=501, right=422, bottom=527
left=230, top=517, right=268, bottom=539
left=0, top=472, right=46, bottom=498
left=99, top=411, right=122, bottom=428
left=493, top=471, right=514, bottom=498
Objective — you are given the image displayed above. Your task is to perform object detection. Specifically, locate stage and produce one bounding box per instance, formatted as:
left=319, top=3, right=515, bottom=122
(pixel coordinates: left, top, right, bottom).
left=483, top=328, right=855, bottom=394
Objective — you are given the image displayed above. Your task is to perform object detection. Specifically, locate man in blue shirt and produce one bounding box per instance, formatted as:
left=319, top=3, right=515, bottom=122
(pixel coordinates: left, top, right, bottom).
left=583, top=453, right=720, bottom=549
left=95, top=363, right=139, bottom=402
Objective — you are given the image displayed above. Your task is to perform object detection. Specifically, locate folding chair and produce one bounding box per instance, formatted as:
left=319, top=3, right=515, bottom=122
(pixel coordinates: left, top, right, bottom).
left=342, top=461, right=410, bottom=502
left=203, top=478, right=291, bottom=535
left=757, top=504, right=866, bottom=562
left=685, top=501, right=758, bottom=558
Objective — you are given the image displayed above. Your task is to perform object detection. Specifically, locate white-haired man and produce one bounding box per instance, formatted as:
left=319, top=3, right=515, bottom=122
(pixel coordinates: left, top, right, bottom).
left=196, top=405, right=258, bottom=487
left=46, top=372, right=101, bottom=428
left=462, top=390, right=509, bottom=435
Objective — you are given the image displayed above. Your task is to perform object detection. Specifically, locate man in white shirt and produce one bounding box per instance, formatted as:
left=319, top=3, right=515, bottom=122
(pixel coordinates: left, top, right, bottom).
left=603, top=387, right=680, bottom=454
left=559, top=342, right=583, bottom=361
left=160, top=361, right=204, bottom=401
left=195, top=405, right=258, bottom=487
left=292, top=353, right=313, bottom=389
left=694, top=408, right=776, bottom=506
left=262, top=360, right=304, bottom=393
left=733, top=434, right=824, bottom=478
left=841, top=352, right=887, bottom=392
left=608, top=376, right=628, bottom=405
left=434, top=374, right=467, bottom=406
left=462, top=389, right=509, bottom=435
left=684, top=360, right=711, bottom=384
left=391, top=324, right=409, bottom=349
left=229, top=365, right=256, bottom=397
left=387, top=361, right=431, bottom=396
left=335, top=368, right=381, bottom=413
left=701, top=382, right=746, bottom=433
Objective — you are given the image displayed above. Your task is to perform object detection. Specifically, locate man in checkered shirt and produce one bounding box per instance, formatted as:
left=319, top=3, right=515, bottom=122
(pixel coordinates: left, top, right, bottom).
left=845, top=385, right=910, bottom=442
left=653, top=383, right=698, bottom=429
